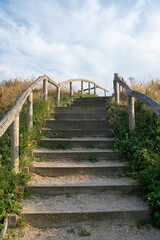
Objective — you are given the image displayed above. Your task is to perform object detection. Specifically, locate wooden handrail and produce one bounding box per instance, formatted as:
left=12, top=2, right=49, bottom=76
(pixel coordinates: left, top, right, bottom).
left=0, top=74, right=108, bottom=172
left=0, top=75, right=58, bottom=172
left=59, top=78, right=109, bottom=92
left=114, top=73, right=160, bottom=131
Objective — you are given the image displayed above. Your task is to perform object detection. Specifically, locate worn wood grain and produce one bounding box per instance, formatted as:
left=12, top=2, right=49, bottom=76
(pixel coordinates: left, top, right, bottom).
left=128, top=95, right=135, bottom=131
left=11, top=115, right=19, bottom=172
left=27, top=92, right=33, bottom=130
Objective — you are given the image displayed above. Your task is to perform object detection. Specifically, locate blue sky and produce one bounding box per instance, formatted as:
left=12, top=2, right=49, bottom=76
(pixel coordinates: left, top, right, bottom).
left=0, top=0, right=160, bottom=93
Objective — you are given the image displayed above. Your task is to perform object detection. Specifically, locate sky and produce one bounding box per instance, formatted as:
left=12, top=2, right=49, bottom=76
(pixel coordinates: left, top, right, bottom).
left=0, top=0, right=160, bottom=94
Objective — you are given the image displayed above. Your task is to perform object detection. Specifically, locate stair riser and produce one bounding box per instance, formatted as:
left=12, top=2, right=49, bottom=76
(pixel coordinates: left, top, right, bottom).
left=51, top=113, right=107, bottom=120
left=21, top=210, right=151, bottom=228
left=70, top=103, right=107, bottom=106
left=53, top=106, right=106, bottom=113
left=34, top=151, right=121, bottom=161
left=73, top=97, right=109, bottom=101
left=26, top=185, right=140, bottom=196
left=39, top=140, right=114, bottom=149
left=45, top=120, right=108, bottom=130
left=42, top=129, right=113, bottom=138
left=33, top=166, right=130, bottom=177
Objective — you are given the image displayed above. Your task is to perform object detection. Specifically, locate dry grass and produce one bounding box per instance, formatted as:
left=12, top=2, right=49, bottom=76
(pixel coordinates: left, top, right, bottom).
left=0, top=78, right=59, bottom=110
left=0, top=78, right=34, bottom=109
left=131, top=79, right=160, bottom=103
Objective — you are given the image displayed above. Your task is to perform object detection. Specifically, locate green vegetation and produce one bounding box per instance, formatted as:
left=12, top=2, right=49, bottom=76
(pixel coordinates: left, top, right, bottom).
left=78, top=228, right=91, bottom=237
left=86, top=144, right=95, bottom=149
left=108, top=83, right=160, bottom=228
left=89, top=155, right=98, bottom=163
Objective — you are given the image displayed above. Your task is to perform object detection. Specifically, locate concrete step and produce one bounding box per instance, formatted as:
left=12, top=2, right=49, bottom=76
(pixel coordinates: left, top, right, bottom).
left=41, top=128, right=114, bottom=138
left=21, top=194, right=151, bottom=227
left=73, top=97, right=110, bottom=101
left=70, top=102, right=107, bottom=107
left=32, top=160, right=130, bottom=176
left=45, top=119, right=108, bottom=130
left=39, top=137, right=115, bottom=149
left=52, top=106, right=106, bottom=113
left=26, top=175, right=139, bottom=195
left=33, top=148, right=122, bottom=161
left=51, top=112, right=107, bottom=120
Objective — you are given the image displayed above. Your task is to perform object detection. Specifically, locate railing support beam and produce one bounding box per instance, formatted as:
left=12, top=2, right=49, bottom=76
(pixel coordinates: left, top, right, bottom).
left=114, top=80, right=119, bottom=104
left=70, top=82, right=73, bottom=97
left=57, top=86, right=60, bottom=106
left=88, top=82, right=91, bottom=95
left=27, top=92, right=33, bottom=130
left=94, top=84, right=96, bottom=95
left=81, top=81, right=84, bottom=94
left=11, top=115, right=19, bottom=173
left=43, top=79, right=48, bottom=101
left=128, top=95, right=135, bottom=132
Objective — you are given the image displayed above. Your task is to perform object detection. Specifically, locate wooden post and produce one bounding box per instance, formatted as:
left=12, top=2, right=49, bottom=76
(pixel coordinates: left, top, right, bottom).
left=27, top=92, right=33, bottom=130
left=81, top=81, right=84, bottom=94
left=43, top=79, right=48, bottom=101
left=70, top=82, right=73, bottom=97
left=128, top=95, right=135, bottom=132
left=57, top=86, right=60, bottom=105
left=94, top=84, right=96, bottom=95
left=88, top=82, right=91, bottom=95
left=114, top=80, right=119, bottom=104
left=104, top=90, right=106, bottom=97
left=11, top=115, right=19, bottom=173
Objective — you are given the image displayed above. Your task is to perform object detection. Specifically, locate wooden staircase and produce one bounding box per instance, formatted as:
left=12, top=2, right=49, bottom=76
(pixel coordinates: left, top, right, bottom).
left=21, top=97, right=151, bottom=228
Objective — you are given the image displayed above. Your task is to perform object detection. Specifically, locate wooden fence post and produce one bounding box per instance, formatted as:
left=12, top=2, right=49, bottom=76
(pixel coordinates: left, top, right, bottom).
left=57, top=86, right=60, bottom=106
left=43, top=79, right=48, bottom=101
left=27, top=92, right=33, bottom=130
left=114, top=80, right=119, bottom=104
left=81, top=81, right=84, bottom=94
left=128, top=95, right=135, bottom=131
left=88, top=82, right=91, bottom=95
left=70, top=82, right=73, bottom=97
left=94, top=84, right=96, bottom=95
left=11, top=115, right=19, bottom=173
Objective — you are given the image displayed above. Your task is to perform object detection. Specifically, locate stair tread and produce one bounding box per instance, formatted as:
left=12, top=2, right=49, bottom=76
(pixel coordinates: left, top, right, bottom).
left=21, top=194, right=149, bottom=213
left=33, top=160, right=126, bottom=167
left=28, top=174, right=136, bottom=186
left=34, top=148, right=119, bottom=153
left=41, top=137, right=115, bottom=141
left=42, top=127, right=110, bottom=131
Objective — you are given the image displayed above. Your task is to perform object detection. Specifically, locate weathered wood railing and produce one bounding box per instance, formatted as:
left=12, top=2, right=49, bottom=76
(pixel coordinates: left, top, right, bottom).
left=0, top=75, right=109, bottom=172
left=114, top=73, right=160, bottom=132
left=0, top=75, right=59, bottom=173
left=58, top=78, right=109, bottom=103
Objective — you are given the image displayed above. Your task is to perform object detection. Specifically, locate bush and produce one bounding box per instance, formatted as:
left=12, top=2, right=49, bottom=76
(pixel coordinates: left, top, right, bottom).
left=108, top=99, right=160, bottom=228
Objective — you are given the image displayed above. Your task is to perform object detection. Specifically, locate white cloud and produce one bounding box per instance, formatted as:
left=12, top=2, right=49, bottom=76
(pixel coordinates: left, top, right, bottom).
left=0, top=0, right=160, bottom=94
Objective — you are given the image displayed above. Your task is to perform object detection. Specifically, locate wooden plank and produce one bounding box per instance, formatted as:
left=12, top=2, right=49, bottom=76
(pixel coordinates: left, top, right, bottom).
left=57, top=87, right=60, bottom=106
left=27, top=92, right=33, bottom=130
left=11, top=115, right=19, bottom=173
left=43, top=79, right=48, bottom=100
left=81, top=80, right=84, bottom=94
left=128, top=95, right=135, bottom=131
left=70, top=82, right=73, bottom=97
